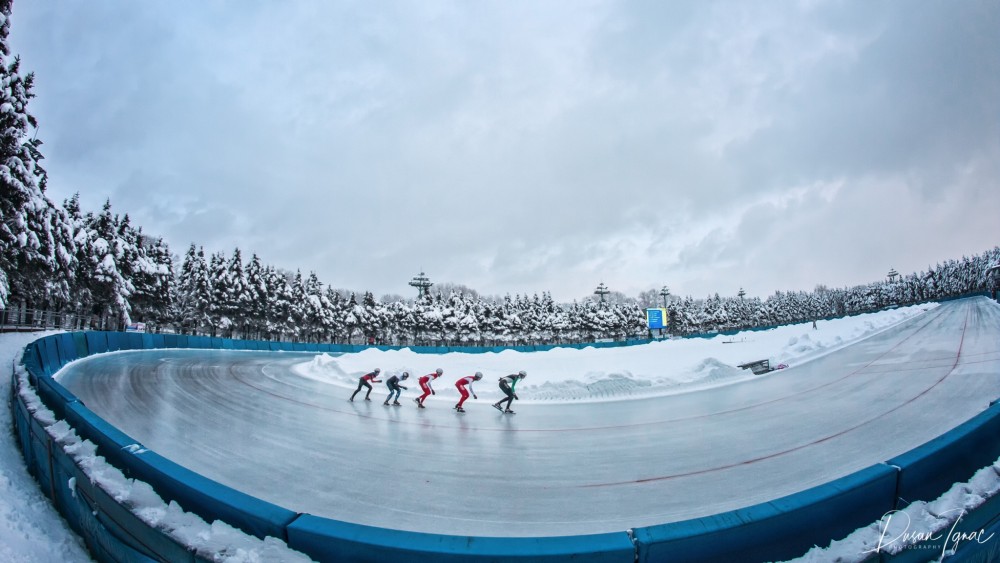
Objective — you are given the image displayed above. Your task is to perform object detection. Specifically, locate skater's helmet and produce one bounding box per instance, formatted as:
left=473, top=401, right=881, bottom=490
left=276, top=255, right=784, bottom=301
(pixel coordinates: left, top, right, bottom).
left=374, top=368, right=381, bottom=374
left=435, top=368, right=444, bottom=375
left=401, top=372, right=409, bottom=380
left=518, top=370, right=527, bottom=379
left=474, top=372, right=483, bottom=380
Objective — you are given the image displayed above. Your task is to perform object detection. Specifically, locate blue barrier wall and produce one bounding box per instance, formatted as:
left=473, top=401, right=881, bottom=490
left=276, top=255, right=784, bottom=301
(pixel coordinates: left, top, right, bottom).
left=633, top=463, right=898, bottom=563
left=887, top=402, right=1000, bottom=508
left=9, top=329, right=1000, bottom=563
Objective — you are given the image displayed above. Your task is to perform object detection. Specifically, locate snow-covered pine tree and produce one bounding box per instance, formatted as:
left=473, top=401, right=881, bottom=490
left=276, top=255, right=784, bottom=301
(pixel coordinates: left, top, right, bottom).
left=84, top=200, right=135, bottom=329
left=317, top=284, right=341, bottom=343
left=226, top=248, right=250, bottom=338
left=244, top=253, right=268, bottom=340
left=343, top=292, right=362, bottom=344
left=130, top=235, right=173, bottom=330
left=0, top=0, right=49, bottom=309
left=208, top=251, right=230, bottom=336
left=302, top=271, right=325, bottom=342
left=286, top=270, right=308, bottom=341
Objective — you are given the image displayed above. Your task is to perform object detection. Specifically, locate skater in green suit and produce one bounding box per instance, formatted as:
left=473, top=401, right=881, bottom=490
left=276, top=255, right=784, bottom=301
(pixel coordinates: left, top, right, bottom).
left=492, top=371, right=525, bottom=413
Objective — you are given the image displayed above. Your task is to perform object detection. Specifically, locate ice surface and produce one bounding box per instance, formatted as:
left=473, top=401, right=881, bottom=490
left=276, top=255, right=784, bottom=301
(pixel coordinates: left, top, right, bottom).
left=54, top=298, right=1000, bottom=537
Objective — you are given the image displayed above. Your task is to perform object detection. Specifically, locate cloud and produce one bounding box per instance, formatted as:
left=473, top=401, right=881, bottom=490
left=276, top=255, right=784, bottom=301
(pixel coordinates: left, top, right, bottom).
left=8, top=0, right=998, bottom=303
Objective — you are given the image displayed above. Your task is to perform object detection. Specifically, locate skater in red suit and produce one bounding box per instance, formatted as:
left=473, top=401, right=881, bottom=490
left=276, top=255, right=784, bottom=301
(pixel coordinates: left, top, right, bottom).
left=350, top=368, right=382, bottom=401
left=453, top=372, right=483, bottom=412
left=414, top=368, right=443, bottom=408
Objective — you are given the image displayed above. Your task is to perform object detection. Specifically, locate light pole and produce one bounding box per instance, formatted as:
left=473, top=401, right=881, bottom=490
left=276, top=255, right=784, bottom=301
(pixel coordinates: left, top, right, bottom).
left=594, top=282, right=610, bottom=304
left=738, top=288, right=746, bottom=300
left=658, top=286, right=671, bottom=338
left=887, top=268, right=899, bottom=283
left=659, top=286, right=670, bottom=308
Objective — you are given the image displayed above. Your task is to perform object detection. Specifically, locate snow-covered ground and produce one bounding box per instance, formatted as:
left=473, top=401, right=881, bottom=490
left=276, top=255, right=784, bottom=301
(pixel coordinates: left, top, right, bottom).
left=2, top=301, right=998, bottom=561
left=297, top=304, right=939, bottom=403
left=0, top=330, right=93, bottom=563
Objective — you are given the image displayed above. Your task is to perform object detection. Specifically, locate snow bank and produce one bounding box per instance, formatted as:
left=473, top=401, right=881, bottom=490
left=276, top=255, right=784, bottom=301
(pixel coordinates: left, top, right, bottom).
left=295, top=303, right=938, bottom=403
left=786, top=459, right=1000, bottom=562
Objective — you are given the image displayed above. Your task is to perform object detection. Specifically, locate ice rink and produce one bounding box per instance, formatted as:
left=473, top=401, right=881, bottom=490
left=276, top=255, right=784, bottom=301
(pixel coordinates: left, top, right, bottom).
left=56, top=297, right=1000, bottom=537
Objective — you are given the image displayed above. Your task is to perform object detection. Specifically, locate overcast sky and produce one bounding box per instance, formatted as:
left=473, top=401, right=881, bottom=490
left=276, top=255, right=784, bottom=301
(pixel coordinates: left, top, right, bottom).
left=9, top=1, right=999, bottom=302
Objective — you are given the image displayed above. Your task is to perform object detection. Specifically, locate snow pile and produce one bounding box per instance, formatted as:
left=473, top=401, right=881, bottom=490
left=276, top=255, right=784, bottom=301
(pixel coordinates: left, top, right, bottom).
left=12, top=363, right=315, bottom=563
left=295, top=303, right=938, bottom=403
left=787, top=459, right=1000, bottom=562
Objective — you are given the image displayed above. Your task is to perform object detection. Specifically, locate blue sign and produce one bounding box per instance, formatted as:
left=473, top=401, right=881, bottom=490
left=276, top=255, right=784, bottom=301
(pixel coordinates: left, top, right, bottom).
left=646, top=308, right=667, bottom=329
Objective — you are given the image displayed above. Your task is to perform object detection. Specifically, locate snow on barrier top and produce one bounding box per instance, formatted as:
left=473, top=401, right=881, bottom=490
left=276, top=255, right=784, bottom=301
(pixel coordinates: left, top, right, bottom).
left=11, top=327, right=1000, bottom=563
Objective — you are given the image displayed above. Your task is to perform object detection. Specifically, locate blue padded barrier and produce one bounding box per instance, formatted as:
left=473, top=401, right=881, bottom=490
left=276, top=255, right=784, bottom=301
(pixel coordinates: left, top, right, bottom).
left=293, top=343, right=306, bottom=351
left=286, top=515, right=636, bottom=563
left=888, top=403, right=1000, bottom=508
left=632, top=463, right=899, bottom=563
left=86, top=332, right=109, bottom=355
left=187, top=335, right=206, bottom=349
left=13, top=392, right=34, bottom=471
left=50, top=442, right=86, bottom=538
left=124, top=332, right=143, bottom=350
left=221, top=338, right=234, bottom=349
left=124, top=449, right=299, bottom=541
left=210, top=337, right=224, bottom=349
left=72, top=331, right=89, bottom=359
left=63, top=402, right=143, bottom=477
left=106, top=332, right=124, bottom=352
left=162, top=334, right=179, bottom=348
left=58, top=452, right=163, bottom=563
left=57, top=332, right=79, bottom=365
left=23, top=343, right=44, bottom=386
left=28, top=413, right=55, bottom=500
left=40, top=336, right=60, bottom=375
left=34, top=374, right=79, bottom=421
left=85, top=464, right=196, bottom=562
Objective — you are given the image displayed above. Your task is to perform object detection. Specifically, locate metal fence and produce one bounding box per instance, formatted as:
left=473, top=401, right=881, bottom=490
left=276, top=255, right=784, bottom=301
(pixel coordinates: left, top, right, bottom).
left=0, top=307, right=121, bottom=333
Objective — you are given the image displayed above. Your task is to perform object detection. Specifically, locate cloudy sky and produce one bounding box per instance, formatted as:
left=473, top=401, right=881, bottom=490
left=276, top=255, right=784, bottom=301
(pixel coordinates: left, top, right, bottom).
left=9, top=1, right=999, bottom=302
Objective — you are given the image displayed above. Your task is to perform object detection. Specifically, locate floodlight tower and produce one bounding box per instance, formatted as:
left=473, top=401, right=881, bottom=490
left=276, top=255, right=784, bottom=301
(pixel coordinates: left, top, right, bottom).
left=594, top=282, right=610, bottom=303
left=659, top=286, right=671, bottom=308
left=409, top=271, right=433, bottom=298
left=887, top=268, right=899, bottom=283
